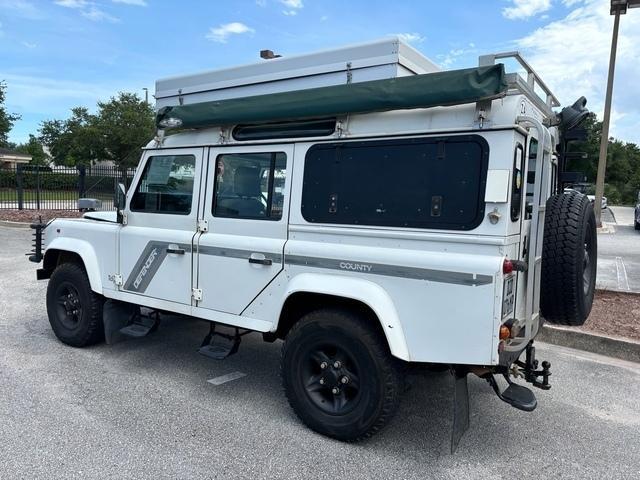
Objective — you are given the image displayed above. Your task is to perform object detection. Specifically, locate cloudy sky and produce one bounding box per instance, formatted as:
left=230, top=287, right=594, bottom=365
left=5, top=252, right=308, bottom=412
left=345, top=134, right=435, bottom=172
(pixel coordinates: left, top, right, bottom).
left=1, top=0, right=639, bottom=144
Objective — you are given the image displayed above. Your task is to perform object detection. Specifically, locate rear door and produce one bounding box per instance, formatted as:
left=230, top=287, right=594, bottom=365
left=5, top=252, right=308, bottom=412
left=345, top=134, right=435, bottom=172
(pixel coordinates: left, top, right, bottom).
left=195, top=145, right=292, bottom=314
left=119, top=148, right=203, bottom=305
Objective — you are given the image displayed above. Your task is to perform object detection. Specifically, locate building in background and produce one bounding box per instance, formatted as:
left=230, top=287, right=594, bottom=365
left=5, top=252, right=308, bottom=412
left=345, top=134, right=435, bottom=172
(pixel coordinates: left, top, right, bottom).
left=0, top=148, right=31, bottom=169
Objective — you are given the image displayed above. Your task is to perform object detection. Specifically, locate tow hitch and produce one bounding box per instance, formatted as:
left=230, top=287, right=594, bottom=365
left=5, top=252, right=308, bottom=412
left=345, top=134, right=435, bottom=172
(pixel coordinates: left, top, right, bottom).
left=516, top=342, right=552, bottom=390
left=485, top=341, right=551, bottom=411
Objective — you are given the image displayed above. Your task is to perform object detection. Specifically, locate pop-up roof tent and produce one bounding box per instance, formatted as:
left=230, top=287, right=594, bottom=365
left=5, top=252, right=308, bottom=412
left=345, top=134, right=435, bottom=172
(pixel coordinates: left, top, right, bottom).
left=155, top=38, right=509, bottom=130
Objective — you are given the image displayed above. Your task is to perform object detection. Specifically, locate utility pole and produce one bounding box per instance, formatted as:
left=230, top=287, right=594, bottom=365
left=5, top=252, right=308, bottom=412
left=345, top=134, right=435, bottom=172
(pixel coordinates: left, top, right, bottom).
left=595, top=0, right=640, bottom=226
left=142, top=87, right=149, bottom=104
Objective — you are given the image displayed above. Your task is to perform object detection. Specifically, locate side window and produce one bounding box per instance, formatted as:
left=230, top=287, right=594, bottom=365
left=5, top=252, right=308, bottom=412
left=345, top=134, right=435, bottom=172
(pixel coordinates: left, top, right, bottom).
left=301, top=136, right=489, bottom=230
left=130, top=154, right=196, bottom=214
left=511, top=144, right=524, bottom=221
left=213, top=152, right=286, bottom=220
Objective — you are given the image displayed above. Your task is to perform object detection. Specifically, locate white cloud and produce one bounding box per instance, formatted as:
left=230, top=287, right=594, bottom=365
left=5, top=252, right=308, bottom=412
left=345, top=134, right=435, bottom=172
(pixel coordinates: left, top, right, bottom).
left=0, top=21, right=4, bottom=37
left=22, top=41, right=36, bottom=48
left=0, top=0, right=42, bottom=18
left=81, top=6, right=119, bottom=22
left=112, top=0, right=147, bottom=5
left=513, top=0, right=640, bottom=143
left=392, top=33, right=426, bottom=44
left=206, top=22, right=255, bottom=43
left=54, top=0, right=88, bottom=8
left=436, top=44, right=478, bottom=68
left=54, top=0, right=120, bottom=23
left=280, top=0, right=302, bottom=8
left=255, top=0, right=267, bottom=6
left=503, top=0, right=551, bottom=19
left=280, top=0, right=302, bottom=15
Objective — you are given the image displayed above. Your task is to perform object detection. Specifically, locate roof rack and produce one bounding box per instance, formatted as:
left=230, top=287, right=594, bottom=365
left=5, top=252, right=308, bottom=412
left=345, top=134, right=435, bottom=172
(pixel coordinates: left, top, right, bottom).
left=479, top=52, right=560, bottom=118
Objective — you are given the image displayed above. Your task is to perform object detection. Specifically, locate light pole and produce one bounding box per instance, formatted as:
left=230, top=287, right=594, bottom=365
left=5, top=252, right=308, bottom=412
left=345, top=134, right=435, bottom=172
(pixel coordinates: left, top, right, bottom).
left=594, top=0, right=640, bottom=226
left=142, top=87, right=149, bottom=104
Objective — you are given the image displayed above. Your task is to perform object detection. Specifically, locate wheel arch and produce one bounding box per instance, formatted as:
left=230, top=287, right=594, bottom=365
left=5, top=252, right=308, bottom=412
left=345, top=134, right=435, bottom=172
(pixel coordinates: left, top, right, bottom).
left=274, top=273, right=410, bottom=361
left=43, top=238, right=103, bottom=293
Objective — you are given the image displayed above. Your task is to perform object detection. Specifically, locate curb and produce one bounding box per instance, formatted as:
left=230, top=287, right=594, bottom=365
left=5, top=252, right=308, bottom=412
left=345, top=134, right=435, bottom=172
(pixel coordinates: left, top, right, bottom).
left=0, top=220, right=31, bottom=229
left=538, top=324, right=640, bottom=364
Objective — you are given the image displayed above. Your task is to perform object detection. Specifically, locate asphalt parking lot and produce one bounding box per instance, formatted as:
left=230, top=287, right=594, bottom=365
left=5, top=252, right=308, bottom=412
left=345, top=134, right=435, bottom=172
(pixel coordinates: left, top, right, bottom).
left=597, top=206, right=640, bottom=292
left=1, top=225, right=640, bottom=479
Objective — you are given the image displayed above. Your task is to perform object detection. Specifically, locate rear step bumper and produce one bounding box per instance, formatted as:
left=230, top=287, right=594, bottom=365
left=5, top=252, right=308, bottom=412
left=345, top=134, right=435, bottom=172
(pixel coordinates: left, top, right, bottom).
left=451, top=341, right=550, bottom=452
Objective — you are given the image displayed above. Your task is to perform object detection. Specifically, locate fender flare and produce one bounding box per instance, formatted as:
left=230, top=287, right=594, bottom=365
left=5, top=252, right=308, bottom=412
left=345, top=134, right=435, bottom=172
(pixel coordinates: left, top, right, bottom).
left=45, top=237, right=103, bottom=293
left=281, top=273, right=411, bottom=361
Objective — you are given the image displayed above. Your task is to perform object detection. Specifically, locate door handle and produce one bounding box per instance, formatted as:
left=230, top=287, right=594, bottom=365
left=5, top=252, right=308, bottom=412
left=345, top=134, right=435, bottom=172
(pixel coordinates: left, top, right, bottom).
left=248, top=253, right=272, bottom=266
left=166, top=247, right=185, bottom=255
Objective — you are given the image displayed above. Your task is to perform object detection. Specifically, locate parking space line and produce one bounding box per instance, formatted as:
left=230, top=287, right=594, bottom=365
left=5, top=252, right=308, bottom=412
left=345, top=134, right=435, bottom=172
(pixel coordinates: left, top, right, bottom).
left=207, top=371, right=247, bottom=386
left=615, top=256, right=631, bottom=291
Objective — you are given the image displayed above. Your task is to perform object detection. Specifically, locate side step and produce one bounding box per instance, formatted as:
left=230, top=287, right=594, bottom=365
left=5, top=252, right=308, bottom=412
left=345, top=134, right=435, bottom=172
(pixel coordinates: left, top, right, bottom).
left=487, top=375, right=537, bottom=412
left=198, top=324, right=250, bottom=360
left=120, top=313, right=160, bottom=338
left=103, top=300, right=161, bottom=344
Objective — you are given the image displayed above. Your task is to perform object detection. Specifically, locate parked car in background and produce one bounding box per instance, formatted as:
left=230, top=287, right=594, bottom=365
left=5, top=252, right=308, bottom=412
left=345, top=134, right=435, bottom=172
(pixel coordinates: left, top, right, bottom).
left=635, top=192, right=640, bottom=230
left=587, top=194, right=607, bottom=210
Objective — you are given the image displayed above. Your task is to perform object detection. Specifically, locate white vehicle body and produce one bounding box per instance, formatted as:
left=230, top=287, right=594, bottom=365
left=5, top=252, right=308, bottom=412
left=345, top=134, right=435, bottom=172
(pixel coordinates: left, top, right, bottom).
left=34, top=39, right=602, bottom=446
left=39, top=40, right=560, bottom=367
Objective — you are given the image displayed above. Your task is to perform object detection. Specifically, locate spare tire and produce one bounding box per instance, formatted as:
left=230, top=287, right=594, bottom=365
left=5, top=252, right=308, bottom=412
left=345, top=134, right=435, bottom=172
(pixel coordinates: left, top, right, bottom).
left=540, top=191, right=597, bottom=326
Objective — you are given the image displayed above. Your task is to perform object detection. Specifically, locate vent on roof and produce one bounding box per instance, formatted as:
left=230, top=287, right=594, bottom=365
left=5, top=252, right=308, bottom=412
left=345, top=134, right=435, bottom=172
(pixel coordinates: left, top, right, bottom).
left=232, top=118, right=337, bottom=141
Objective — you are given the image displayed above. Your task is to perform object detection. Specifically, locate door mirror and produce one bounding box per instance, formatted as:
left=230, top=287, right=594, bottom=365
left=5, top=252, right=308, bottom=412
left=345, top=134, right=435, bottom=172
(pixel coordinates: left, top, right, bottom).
left=115, top=182, right=127, bottom=224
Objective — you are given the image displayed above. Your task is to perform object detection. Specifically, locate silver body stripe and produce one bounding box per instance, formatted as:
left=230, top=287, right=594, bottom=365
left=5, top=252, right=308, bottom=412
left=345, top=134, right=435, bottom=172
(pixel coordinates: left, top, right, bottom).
left=124, top=241, right=492, bottom=294
left=285, top=255, right=493, bottom=286
left=197, top=245, right=282, bottom=264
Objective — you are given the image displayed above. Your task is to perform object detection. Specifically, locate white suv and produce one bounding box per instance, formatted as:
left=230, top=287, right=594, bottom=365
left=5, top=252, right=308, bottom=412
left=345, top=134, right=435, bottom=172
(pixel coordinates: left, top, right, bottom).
left=29, top=40, right=597, bottom=450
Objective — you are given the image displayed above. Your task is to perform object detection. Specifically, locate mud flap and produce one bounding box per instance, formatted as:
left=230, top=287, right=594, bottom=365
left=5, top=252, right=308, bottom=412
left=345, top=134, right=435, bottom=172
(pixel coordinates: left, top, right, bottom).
left=451, top=370, right=470, bottom=453
left=103, top=299, right=138, bottom=345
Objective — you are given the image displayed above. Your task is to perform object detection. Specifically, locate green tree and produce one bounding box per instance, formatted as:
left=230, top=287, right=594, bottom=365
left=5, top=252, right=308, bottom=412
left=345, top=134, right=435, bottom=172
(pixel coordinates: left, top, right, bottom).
left=93, top=92, right=155, bottom=168
left=0, top=81, right=21, bottom=148
left=39, top=107, right=98, bottom=166
left=39, top=92, right=155, bottom=168
left=15, top=134, right=49, bottom=165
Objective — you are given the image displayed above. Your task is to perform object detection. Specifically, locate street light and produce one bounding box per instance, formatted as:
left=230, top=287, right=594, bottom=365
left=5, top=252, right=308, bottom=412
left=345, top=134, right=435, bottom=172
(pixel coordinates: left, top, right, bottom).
left=594, top=0, right=640, bottom=227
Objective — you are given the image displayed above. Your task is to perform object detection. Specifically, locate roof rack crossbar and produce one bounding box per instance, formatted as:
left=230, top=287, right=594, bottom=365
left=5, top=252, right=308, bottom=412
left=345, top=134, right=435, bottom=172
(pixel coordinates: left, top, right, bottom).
left=479, top=52, right=560, bottom=115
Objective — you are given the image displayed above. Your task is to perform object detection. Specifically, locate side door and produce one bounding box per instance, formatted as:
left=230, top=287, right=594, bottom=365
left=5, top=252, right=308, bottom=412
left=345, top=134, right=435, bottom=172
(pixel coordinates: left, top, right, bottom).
left=195, top=145, right=293, bottom=314
left=119, top=148, right=203, bottom=305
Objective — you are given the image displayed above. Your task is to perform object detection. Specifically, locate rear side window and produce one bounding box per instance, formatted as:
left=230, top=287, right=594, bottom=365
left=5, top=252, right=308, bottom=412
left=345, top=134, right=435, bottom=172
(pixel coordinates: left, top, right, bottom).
left=213, top=152, right=286, bottom=220
left=130, top=154, right=196, bottom=214
left=301, top=135, right=489, bottom=230
left=511, top=144, right=524, bottom=221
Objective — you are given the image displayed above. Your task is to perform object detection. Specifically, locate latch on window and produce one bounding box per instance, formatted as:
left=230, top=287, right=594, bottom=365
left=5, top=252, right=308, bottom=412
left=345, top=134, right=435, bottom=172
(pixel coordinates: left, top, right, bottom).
left=431, top=196, right=443, bottom=217
left=329, top=193, right=338, bottom=213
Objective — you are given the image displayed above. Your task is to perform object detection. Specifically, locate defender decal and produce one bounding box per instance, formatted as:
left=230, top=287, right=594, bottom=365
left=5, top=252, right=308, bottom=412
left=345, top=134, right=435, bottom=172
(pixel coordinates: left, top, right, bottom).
left=123, top=241, right=192, bottom=293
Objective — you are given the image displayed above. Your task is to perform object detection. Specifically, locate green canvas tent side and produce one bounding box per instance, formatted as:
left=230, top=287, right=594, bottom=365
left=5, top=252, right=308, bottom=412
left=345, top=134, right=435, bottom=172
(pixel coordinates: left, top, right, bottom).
left=156, top=64, right=507, bottom=130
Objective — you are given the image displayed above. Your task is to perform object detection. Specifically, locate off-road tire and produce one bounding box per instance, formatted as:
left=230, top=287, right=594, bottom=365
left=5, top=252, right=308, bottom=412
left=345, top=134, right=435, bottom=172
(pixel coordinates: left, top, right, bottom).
left=540, top=191, right=597, bottom=326
left=281, top=308, right=403, bottom=441
left=46, top=263, right=105, bottom=347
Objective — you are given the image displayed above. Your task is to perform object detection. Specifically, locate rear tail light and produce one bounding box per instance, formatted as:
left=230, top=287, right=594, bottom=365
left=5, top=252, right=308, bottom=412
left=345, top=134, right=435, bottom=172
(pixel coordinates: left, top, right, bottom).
left=503, top=258, right=528, bottom=274
left=503, top=258, right=514, bottom=274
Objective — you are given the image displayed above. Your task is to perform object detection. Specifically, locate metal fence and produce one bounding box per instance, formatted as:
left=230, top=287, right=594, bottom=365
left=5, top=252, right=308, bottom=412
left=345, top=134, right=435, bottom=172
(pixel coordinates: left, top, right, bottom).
left=0, top=164, right=135, bottom=211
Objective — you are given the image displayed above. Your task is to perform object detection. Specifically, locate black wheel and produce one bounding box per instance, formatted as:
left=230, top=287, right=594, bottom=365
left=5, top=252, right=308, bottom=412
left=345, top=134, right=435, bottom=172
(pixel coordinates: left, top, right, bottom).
left=635, top=220, right=640, bottom=231
left=46, top=263, right=105, bottom=347
left=281, top=308, right=403, bottom=441
left=541, top=191, right=597, bottom=326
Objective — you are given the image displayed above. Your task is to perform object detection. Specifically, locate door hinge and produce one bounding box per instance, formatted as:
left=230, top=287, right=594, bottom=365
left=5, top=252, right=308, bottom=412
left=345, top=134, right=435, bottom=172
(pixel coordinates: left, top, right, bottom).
left=109, top=274, right=123, bottom=287
left=192, top=288, right=203, bottom=301
left=197, top=219, right=208, bottom=232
